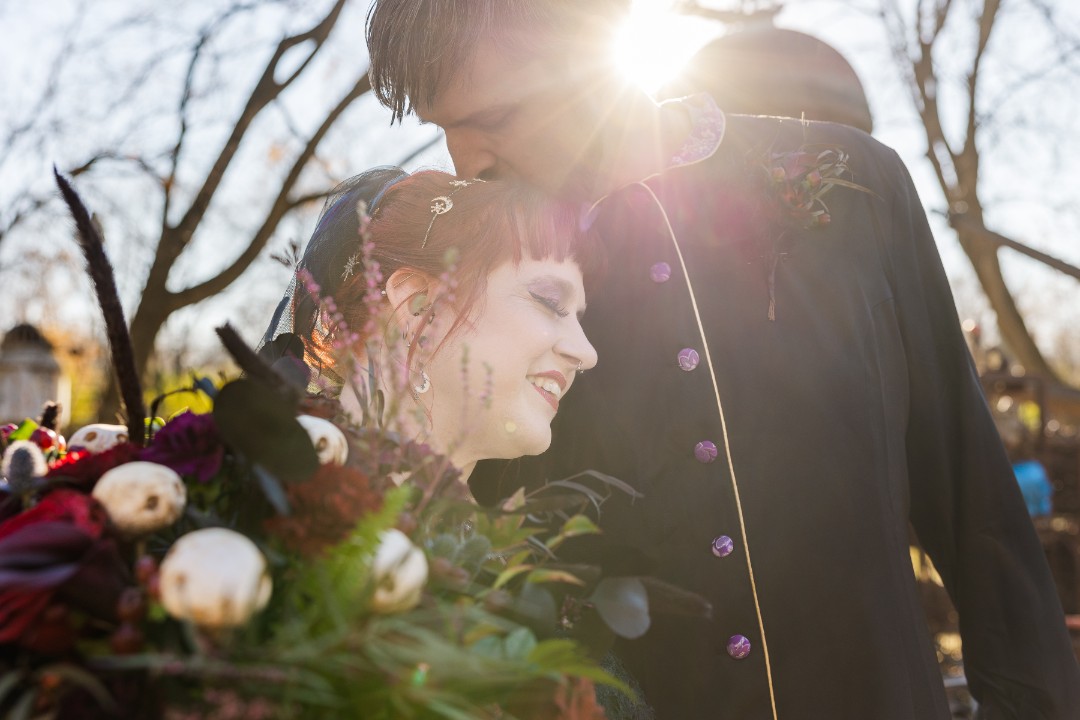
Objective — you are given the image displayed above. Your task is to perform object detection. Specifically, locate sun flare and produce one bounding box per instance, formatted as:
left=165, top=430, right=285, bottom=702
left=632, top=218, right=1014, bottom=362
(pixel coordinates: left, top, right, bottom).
left=613, top=0, right=708, bottom=95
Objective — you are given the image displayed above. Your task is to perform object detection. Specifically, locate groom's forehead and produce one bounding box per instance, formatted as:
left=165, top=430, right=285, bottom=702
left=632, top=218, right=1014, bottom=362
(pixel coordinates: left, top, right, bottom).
left=415, top=42, right=552, bottom=125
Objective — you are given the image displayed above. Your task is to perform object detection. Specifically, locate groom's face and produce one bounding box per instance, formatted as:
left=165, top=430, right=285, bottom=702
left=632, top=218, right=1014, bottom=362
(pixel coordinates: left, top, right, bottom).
left=415, top=37, right=605, bottom=200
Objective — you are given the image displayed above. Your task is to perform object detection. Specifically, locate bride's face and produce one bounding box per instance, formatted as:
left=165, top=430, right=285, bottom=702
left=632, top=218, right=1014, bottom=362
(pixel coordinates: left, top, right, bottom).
left=423, top=257, right=597, bottom=466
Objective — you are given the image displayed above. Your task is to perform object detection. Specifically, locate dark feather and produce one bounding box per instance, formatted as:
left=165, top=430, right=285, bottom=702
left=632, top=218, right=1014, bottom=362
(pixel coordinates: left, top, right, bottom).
left=216, top=323, right=302, bottom=406
left=53, top=167, right=146, bottom=446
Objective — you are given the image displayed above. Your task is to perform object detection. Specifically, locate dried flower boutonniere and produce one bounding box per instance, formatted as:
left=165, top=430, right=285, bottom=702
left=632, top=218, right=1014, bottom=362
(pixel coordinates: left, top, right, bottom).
left=757, top=145, right=875, bottom=321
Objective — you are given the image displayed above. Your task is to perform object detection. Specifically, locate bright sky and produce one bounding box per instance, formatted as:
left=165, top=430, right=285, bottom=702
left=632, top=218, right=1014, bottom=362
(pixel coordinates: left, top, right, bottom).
left=0, top=0, right=1077, bottom=368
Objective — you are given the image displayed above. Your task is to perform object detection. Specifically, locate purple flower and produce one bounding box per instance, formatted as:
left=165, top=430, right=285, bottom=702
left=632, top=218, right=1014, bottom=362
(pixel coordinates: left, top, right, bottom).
left=140, top=412, right=224, bottom=483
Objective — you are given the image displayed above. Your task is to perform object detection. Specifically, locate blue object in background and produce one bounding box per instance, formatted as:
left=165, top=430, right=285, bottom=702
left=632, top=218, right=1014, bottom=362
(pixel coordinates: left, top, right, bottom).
left=1013, top=460, right=1053, bottom=517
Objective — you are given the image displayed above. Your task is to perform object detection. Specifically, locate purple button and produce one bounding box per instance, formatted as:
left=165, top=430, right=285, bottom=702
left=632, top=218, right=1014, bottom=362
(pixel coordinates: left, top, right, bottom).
left=711, top=535, right=734, bottom=558
left=727, top=634, right=751, bottom=659
left=678, top=348, right=700, bottom=371
left=694, top=440, right=718, bottom=464
left=650, top=262, right=672, bottom=283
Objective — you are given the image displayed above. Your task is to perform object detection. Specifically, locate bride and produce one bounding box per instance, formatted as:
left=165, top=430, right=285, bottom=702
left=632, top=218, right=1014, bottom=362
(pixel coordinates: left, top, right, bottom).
left=264, top=166, right=654, bottom=718
left=264, top=167, right=599, bottom=482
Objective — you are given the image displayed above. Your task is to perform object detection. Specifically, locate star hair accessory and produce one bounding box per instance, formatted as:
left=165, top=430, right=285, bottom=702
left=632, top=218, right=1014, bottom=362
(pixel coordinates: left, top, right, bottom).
left=420, top=178, right=487, bottom=249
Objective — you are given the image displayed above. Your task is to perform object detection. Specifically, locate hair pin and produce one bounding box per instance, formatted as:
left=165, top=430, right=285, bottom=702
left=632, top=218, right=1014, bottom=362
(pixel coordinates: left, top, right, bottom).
left=420, top=178, right=486, bottom=249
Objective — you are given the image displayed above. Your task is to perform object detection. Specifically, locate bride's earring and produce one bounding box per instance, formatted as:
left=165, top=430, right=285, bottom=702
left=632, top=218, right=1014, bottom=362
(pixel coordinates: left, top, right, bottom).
left=412, top=364, right=431, bottom=399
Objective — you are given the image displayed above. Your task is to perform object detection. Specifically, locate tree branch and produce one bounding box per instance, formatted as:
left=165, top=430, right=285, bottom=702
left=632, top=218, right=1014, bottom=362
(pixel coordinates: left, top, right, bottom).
left=880, top=0, right=955, bottom=199
left=170, top=73, right=371, bottom=309
left=951, top=216, right=1080, bottom=283
left=169, top=0, right=348, bottom=245
left=956, top=0, right=1001, bottom=192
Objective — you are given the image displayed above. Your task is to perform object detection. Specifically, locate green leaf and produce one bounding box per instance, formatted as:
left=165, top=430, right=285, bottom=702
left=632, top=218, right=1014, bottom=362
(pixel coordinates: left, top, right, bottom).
left=0, top=670, right=26, bottom=705
left=547, top=513, right=601, bottom=550
left=512, top=582, right=557, bottom=630
left=7, top=687, right=37, bottom=720
left=526, top=568, right=585, bottom=587
left=212, top=378, right=318, bottom=482
left=9, top=419, right=37, bottom=441
left=429, top=533, right=459, bottom=559
left=470, top=635, right=504, bottom=660
left=527, top=639, right=632, bottom=693
left=590, top=577, right=650, bottom=639
left=502, top=627, right=537, bottom=660
left=493, top=564, right=534, bottom=589
left=500, top=487, right=527, bottom=512
left=425, top=698, right=483, bottom=720
left=456, top=535, right=492, bottom=572
left=39, top=663, right=118, bottom=713
left=559, top=514, right=600, bottom=537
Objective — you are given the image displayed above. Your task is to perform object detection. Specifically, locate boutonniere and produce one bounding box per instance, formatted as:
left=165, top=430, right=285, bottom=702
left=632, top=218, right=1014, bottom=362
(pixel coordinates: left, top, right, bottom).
left=757, top=144, right=875, bottom=321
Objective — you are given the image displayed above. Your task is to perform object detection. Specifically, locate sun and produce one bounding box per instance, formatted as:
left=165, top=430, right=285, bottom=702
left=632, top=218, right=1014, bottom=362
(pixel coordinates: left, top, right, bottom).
left=613, top=0, right=711, bottom=95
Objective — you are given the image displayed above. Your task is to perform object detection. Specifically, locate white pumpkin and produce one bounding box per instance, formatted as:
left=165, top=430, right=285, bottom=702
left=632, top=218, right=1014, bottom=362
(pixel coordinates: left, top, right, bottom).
left=92, top=461, right=186, bottom=536
left=159, top=528, right=272, bottom=629
left=68, top=423, right=129, bottom=454
left=370, top=529, right=428, bottom=614
left=296, top=415, right=348, bottom=465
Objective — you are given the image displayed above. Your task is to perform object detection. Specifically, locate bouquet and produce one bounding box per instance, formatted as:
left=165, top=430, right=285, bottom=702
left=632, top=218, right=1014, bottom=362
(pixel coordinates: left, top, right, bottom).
left=0, top=173, right=697, bottom=720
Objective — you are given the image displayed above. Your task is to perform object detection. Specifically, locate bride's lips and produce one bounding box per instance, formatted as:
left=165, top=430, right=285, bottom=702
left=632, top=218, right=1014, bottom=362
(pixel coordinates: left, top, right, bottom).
left=529, top=371, right=567, bottom=412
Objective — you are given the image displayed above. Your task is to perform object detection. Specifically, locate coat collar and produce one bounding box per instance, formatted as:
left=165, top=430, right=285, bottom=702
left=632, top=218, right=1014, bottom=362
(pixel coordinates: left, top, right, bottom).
left=665, top=92, right=726, bottom=169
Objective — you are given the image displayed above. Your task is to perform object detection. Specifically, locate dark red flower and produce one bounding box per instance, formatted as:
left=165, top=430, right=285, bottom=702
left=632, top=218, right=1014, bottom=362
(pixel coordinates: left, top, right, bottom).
left=263, top=464, right=383, bottom=557
left=46, top=442, right=141, bottom=490
left=0, top=489, right=129, bottom=647
left=139, top=411, right=225, bottom=483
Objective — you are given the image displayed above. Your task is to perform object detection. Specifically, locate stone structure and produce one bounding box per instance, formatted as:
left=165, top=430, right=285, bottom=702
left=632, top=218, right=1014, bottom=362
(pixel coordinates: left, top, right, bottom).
left=0, top=324, right=70, bottom=429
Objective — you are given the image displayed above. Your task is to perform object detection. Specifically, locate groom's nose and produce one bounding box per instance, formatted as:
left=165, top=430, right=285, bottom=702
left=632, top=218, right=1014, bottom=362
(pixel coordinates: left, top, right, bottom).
left=446, top=130, right=498, bottom=181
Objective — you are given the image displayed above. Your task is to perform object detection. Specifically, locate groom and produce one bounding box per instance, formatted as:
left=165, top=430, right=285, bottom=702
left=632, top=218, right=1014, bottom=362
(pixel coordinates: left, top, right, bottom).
left=366, top=2, right=1080, bottom=718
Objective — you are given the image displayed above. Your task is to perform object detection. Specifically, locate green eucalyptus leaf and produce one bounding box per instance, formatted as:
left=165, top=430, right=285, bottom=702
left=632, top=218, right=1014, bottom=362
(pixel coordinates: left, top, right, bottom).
left=212, top=378, right=317, bottom=482
left=457, top=535, right=492, bottom=572
left=430, top=533, right=459, bottom=559
left=502, top=627, right=537, bottom=660
left=470, top=635, right=504, bottom=660
left=590, top=577, right=650, bottom=639
left=512, top=582, right=557, bottom=630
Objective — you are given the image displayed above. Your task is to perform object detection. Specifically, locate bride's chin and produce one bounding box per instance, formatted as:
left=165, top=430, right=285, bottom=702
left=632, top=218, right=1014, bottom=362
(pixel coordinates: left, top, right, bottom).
left=513, top=426, right=553, bottom=458
left=488, top=424, right=552, bottom=461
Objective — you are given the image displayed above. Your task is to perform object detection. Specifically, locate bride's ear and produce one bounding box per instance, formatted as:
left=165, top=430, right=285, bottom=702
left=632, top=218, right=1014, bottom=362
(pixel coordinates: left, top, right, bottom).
left=385, top=267, right=438, bottom=331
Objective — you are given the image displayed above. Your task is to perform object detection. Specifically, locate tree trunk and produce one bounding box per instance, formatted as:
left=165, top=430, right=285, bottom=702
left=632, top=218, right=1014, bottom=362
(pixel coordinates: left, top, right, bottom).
left=96, top=288, right=171, bottom=422
left=956, top=225, right=1060, bottom=380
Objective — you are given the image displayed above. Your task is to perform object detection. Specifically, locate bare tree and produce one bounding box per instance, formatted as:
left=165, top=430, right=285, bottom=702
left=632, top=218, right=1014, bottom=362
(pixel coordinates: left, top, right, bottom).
left=0, top=0, right=441, bottom=419
left=880, top=0, right=1080, bottom=386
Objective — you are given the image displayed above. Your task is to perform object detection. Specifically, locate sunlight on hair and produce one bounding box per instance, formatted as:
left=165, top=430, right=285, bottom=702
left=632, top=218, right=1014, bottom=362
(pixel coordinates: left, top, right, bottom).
left=613, top=0, right=708, bottom=95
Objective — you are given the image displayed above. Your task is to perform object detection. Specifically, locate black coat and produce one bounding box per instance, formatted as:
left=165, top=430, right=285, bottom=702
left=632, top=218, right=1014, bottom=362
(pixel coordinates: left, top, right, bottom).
left=473, top=113, right=1080, bottom=719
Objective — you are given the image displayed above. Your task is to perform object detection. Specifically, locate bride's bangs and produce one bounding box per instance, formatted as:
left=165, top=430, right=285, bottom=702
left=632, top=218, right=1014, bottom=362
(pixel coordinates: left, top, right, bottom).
left=491, top=185, right=605, bottom=283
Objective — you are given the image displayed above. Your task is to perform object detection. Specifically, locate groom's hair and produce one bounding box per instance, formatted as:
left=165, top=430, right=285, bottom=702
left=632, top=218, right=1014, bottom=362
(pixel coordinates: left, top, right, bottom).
left=366, top=0, right=629, bottom=123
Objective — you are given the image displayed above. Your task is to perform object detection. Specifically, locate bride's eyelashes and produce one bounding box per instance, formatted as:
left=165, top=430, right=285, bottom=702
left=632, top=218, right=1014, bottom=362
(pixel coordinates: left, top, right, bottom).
left=529, top=291, right=569, bottom=318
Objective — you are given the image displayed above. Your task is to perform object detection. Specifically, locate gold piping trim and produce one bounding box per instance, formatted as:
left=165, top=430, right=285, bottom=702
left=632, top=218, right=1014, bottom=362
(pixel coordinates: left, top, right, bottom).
left=634, top=180, right=779, bottom=720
